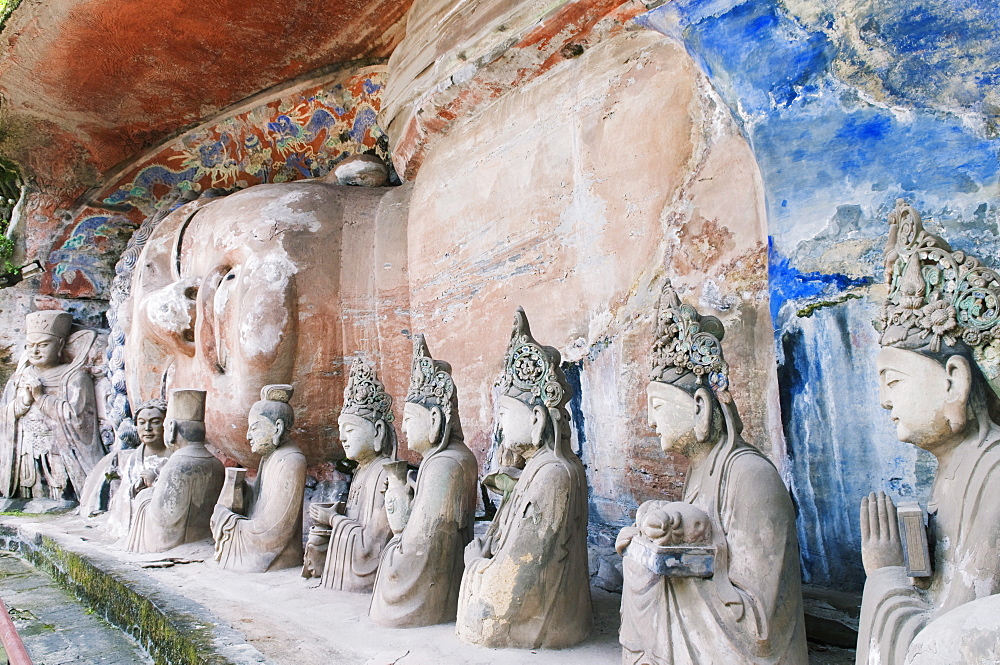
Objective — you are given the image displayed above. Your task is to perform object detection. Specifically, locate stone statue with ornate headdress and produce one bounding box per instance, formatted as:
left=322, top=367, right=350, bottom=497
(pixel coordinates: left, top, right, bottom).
left=303, top=358, right=396, bottom=592
left=211, top=384, right=306, bottom=573
left=126, top=389, right=225, bottom=553
left=455, top=308, right=592, bottom=649
left=857, top=200, right=1000, bottom=665
left=615, top=282, right=807, bottom=664
left=0, top=310, right=104, bottom=500
left=370, top=335, right=479, bottom=626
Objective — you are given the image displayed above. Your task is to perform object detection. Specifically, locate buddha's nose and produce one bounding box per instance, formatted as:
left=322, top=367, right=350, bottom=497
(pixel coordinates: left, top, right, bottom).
left=138, top=277, right=200, bottom=357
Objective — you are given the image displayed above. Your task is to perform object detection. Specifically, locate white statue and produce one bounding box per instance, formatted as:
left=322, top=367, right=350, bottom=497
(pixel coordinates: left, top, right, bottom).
left=857, top=200, right=1000, bottom=665
left=615, top=282, right=808, bottom=664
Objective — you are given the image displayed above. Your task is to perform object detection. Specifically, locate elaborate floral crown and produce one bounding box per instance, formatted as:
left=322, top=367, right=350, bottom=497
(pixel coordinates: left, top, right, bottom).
left=650, top=280, right=729, bottom=392
left=876, top=200, right=1000, bottom=386
left=341, top=357, right=394, bottom=424
left=496, top=308, right=569, bottom=409
left=407, top=334, right=455, bottom=409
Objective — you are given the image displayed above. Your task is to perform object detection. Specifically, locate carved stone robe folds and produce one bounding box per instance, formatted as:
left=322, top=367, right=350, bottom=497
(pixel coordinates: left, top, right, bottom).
left=620, top=438, right=808, bottom=665
left=126, top=444, right=225, bottom=553
left=0, top=332, right=103, bottom=499
left=321, top=456, right=393, bottom=592
left=856, top=430, right=1000, bottom=665
left=456, top=446, right=593, bottom=649
left=371, top=441, right=478, bottom=626
left=106, top=444, right=171, bottom=539
left=212, top=444, right=306, bottom=573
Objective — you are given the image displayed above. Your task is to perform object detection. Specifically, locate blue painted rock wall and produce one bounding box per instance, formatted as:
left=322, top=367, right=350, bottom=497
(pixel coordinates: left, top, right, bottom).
left=642, top=0, right=1000, bottom=589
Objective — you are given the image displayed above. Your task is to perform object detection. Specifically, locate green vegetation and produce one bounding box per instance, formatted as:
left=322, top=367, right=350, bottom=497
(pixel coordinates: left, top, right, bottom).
left=796, top=292, right=863, bottom=318
left=0, top=0, right=21, bottom=33
left=0, top=157, right=21, bottom=273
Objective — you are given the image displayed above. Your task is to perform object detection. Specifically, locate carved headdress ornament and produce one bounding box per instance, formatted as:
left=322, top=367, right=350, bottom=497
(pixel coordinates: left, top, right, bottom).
left=650, top=280, right=729, bottom=393
left=341, top=357, right=394, bottom=424
left=407, top=335, right=455, bottom=410
left=261, top=384, right=294, bottom=404
left=26, top=310, right=73, bottom=339
left=168, top=389, right=206, bottom=422
left=876, top=200, right=1000, bottom=391
left=497, top=308, right=569, bottom=409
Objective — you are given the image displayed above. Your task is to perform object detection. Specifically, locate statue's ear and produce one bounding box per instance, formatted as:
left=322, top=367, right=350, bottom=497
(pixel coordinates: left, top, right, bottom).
left=530, top=404, right=548, bottom=445
left=693, top=387, right=714, bottom=443
left=273, top=418, right=286, bottom=442
left=373, top=419, right=386, bottom=454
left=429, top=406, right=444, bottom=443
left=944, top=355, right=973, bottom=404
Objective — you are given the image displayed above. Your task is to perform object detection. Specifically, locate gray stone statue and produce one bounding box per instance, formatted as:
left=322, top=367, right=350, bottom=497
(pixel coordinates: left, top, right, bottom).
left=455, top=308, right=592, bottom=649
left=0, top=310, right=104, bottom=500
left=211, top=384, right=306, bottom=573
left=370, top=335, right=479, bottom=627
left=126, top=389, right=225, bottom=553
left=104, top=399, right=171, bottom=539
left=857, top=201, right=1000, bottom=665
left=615, top=282, right=807, bottom=664
left=303, top=358, right=395, bottom=592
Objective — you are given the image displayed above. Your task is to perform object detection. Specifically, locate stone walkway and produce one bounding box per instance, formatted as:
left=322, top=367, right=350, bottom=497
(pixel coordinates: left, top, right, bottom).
left=0, top=552, right=151, bottom=665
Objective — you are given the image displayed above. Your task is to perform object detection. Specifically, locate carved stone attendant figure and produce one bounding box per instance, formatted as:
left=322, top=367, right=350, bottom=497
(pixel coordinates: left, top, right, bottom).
left=105, top=399, right=171, bottom=539
left=212, top=384, right=306, bottom=573
left=615, top=283, right=807, bottom=664
left=127, top=389, right=225, bottom=553
left=0, top=310, right=104, bottom=500
left=456, top=308, right=592, bottom=649
left=303, top=358, right=395, bottom=592
left=857, top=201, right=1000, bottom=665
left=370, top=335, right=478, bottom=627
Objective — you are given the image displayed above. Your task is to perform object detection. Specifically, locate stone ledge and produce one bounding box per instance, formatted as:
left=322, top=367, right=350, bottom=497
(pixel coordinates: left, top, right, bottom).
left=0, top=518, right=271, bottom=665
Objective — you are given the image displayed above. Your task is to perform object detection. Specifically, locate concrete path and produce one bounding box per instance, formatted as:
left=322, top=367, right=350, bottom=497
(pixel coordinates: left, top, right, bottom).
left=0, top=552, right=151, bottom=665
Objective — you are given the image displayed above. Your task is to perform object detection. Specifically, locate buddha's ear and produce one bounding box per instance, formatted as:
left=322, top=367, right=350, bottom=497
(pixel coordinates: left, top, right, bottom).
left=373, top=419, right=386, bottom=454
left=429, top=405, right=444, bottom=443
left=530, top=404, right=548, bottom=445
left=693, top=387, right=714, bottom=443
left=944, top=355, right=973, bottom=433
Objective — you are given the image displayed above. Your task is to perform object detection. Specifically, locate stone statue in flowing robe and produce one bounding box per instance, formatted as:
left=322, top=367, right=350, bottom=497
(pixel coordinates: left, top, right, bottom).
left=303, top=358, right=395, bottom=592
left=0, top=310, right=104, bottom=501
left=370, top=335, right=478, bottom=627
left=127, top=389, right=225, bottom=553
left=456, top=308, right=592, bottom=649
left=102, top=399, right=171, bottom=539
left=211, top=384, right=306, bottom=573
left=615, top=282, right=807, bottom=665
left=856, top=200, right=1000, bottom=665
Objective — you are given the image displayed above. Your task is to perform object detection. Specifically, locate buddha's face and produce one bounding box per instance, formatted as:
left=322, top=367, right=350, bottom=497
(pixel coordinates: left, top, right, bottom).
left=247, top=408, right=282, bottom=456
left=25, top=333, right=63, bottom=369
left=124, top=182, right=385, bottom=468
left=135, top=407, right=166, bottom=451
left=402, top=402, right=435, bottom=456
left=338, top=413, right=379, bottom=464
left=497, top=395, right=535, bottom=457
left=876, top=346, right=969, bottom=452
left=647, top=381, right=698, bottom=454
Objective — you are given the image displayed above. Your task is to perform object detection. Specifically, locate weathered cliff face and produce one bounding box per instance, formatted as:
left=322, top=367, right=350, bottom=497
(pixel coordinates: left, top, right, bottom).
left=399, top=28, right=778, bottom=533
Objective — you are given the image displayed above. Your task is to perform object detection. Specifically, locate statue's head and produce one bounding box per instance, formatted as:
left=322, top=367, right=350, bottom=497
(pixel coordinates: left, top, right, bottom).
left=134, top=398, right=168, bottom=452
left=24, top=310, right=72, bottom=369
left=338, top=358, right=396, bottom=465
left=495, top=308, right=573, bottom=459
left=403, top=334, right=461, bottom=457
left=875, top=200, right=1000, bottom=453
left=247, top=384, right=294, bottom=457
left=647, top=281, right=735, bottom=455
left=165, top=389, right=206, bottom=448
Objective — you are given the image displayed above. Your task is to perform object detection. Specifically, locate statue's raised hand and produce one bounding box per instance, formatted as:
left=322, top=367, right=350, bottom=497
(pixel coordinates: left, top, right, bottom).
left=860, top=491, right=904, bottom=575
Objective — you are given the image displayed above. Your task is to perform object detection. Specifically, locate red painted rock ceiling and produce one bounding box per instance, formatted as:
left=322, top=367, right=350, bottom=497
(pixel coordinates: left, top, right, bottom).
left=0, top=0, right=412, bottom=189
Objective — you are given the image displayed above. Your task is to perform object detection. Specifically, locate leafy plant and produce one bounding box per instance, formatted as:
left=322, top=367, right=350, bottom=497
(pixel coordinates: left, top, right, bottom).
left=0, top=0, right=22, bottom=33
left=0, top=156, right=21, bottom=273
